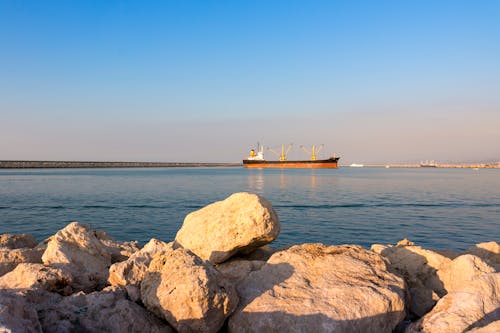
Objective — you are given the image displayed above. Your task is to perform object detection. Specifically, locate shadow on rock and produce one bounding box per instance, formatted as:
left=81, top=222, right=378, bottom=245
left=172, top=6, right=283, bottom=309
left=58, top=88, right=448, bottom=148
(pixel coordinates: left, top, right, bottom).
left=378, top=246, right=447, bottom=318
left=464, top=308, right=500, bottom=332
left=227, top=310, right=406, bottom=333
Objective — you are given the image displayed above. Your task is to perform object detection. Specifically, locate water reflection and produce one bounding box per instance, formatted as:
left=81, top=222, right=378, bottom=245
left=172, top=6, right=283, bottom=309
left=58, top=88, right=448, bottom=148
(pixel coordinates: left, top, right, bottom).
left=247, top=170, right=264, bottom=193
left=310, top=170, right=317, bottom=191
left=247, top=169, right=322, bottom=195
left=280, top=171, right=286, bottom=190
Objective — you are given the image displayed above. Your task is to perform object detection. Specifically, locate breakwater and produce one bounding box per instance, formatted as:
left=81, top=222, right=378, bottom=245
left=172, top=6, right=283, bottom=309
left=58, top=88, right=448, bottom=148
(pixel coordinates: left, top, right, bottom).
left=0, top=192, right=498, bottom=332
left=0, top=160, right=241, bottom=169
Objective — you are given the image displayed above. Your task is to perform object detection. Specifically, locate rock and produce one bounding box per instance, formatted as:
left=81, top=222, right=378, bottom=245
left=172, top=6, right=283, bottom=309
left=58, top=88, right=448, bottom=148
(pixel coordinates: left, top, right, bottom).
left=370, top=243, right=389, bottom=254
left=228, top=244, right=407, bottom=333
left=108, top=238, right=173, bottom=287
left=237, top=244, right=277, bottom=261
left=0, top=247, right=43, bottom=277
left=215, top=258, right=265, bottom=283
left=465, top=241, right=500, bottom=269
left=406, top=273, right=500, bottom=333
left=0, top=234, right=38, bottom=249
left=431, top=249, right=459, bottom=260
left=41, top=222, right=113, bottom=292
left=437, top=254, right=496, bottom=293
left=371, top=243, right=451, bottom=317
left=141, top=247, right=238, bottom=333
left=371, top=244, right=451, bottom=295
left=38, top=286, right=172, bottom=333
left=408, top=279, right=441, bottom=319
left=0, top=263, right=72, bottom=294
left=468, top=321, right=500, bottom=333
left=0, top=290, right=43, bottom=333
left=397, top=238, right=415, bottom=247
left=175, top=192, right=280, bottom=264
left=95, top=230, right=140, bottom=263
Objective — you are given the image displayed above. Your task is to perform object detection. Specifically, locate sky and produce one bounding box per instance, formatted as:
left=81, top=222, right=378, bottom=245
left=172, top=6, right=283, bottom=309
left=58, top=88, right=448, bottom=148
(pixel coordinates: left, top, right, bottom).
left=1, top=0, right=499, bottom=163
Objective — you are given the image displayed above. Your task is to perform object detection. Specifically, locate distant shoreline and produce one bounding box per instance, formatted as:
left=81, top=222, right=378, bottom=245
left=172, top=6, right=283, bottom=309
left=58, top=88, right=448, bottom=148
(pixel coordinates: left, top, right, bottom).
left=1, top=160, right=499, bottom=169
left=0, top=160, right=242, bottom=169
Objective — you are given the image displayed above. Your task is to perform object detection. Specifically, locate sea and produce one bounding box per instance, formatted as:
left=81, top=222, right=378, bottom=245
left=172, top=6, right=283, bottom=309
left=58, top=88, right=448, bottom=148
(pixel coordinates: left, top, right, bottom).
left=0, top=167, right=499, bottom=251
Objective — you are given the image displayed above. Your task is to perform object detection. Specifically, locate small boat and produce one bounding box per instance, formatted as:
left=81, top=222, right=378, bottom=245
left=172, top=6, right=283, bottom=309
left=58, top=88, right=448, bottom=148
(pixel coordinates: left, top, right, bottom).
left=349, top=163, right=364, bottom=168
left=243, top=143, right=340, bottom=169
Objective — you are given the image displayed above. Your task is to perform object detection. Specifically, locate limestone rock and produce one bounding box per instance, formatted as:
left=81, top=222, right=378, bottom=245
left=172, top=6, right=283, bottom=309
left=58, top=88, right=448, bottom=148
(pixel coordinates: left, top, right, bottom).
left=41, top=222, right=112, bottom=292
left=371, top=243, right=451, bottom=316
left=228, top=244, right=407, bottom=333
left=38, top=286, right=172, bottom=333
left=175, top=192, right=280, bottom=264
left=141, top=247, right=238, bottom=333
left=465, top=241, right=500, bottom=269
left=408, top=279, right=441, bottom=319
left=0, top=247, right=43, bottom=277
left=238, top=244, right=277, bottom=261
left=437, top=254, right=496, bottom=293
left=109, top=238, right=174, bottom=287
left=0, top=234, right=38, bottom=249
left=397, top=238, right=415, bottom=247
left=0, top=290, right=42, bottom=333
left=34, top=236, right=53, bottom=253
left=0, top=263, right=72, bottom=294
left=406, top=273, right=500, bottom=333
left=95, top=230, right=140, bottom=263
left=215, top=258, right=265, bottom=283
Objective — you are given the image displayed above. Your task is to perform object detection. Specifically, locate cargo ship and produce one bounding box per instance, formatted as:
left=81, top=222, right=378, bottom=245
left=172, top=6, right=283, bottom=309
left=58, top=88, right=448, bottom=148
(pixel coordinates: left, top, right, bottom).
left=243, top=143, right=340, bottom=169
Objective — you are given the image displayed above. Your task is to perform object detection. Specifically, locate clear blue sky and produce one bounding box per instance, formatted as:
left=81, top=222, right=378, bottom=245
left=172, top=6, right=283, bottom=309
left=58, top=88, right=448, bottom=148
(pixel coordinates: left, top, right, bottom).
left=1, top=1, right=499, bottom=163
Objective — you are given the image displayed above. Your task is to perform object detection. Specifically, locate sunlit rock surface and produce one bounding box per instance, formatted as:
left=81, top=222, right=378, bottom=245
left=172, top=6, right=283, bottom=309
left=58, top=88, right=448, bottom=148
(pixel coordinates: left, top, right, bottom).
left=141, top=247, right=238, bottom=333
left=0, top=263, right=72, bottom=294
left=41, top=222, right=113, bottom=292
left=406, top=273, right=500, bottom=333
left=371, top=242, right=451, bottom=317
left=228, top=244, right=407, bottom=333
left=38, top=286, right=172, bottom=333
left=175, top=192, right=280, bottom=264
left=0, top=247, right=43, bottom=277
left=0, top=234, right=38, bottom=249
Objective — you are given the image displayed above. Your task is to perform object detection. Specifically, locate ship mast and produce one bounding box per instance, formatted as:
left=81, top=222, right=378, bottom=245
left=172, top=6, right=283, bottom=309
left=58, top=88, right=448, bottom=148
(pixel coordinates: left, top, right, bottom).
left=267, top=143, right=293, bottom=161
left=300, top=144, right=324, bottom=161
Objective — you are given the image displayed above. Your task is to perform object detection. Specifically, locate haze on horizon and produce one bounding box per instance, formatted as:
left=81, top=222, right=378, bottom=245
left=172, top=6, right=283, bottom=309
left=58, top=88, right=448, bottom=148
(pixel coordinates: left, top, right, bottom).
left=1, top=1, right=499, bottom=164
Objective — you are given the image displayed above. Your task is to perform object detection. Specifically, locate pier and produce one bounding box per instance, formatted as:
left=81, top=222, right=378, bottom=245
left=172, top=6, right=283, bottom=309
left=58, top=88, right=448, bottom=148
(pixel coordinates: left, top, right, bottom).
left=356, top=163, right=500, bottom=169
left=0, top=161, right=241, bottom=169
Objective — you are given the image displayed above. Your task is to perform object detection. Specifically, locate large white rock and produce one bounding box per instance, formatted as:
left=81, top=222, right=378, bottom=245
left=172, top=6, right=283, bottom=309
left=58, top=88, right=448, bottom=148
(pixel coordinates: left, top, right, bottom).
left=0, top=247, right=43, bottom=277
left=141, top=247, right=239, bottom=333
left=0, top=234, right=38, bottom=249
left=175, top=192, right=280, bottom=264
left=0, top=263, right=72, bottom=294
left=38, top=286, right=172, bottom=333
left=228, top=244, right=407, bottom=333
left=41, top=222, right=113, bottom=292
left=406, top=273, right=500, bottom=333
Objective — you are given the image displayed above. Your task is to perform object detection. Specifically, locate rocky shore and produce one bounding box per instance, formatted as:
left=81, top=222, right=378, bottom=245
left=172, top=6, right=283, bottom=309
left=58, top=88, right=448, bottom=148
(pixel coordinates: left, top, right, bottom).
left=1, top=192, right=498, bottom=333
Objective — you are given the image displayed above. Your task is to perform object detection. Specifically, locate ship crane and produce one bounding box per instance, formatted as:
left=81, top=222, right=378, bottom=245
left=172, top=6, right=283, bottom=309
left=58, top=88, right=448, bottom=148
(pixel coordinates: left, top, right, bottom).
left=300, top=144, right=324, bottom=161
left=267, top=143, right=293, bottom=161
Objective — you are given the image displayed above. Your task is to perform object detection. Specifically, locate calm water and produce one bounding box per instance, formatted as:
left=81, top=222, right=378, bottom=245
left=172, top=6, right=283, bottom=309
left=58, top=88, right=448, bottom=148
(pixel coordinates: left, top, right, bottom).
left=0, top=167, right=499, bottom=251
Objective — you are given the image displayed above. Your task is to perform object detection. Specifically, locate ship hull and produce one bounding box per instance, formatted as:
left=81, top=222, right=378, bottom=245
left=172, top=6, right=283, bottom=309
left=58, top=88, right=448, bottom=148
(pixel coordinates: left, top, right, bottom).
left=243, top=158, right=339, bottom=169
